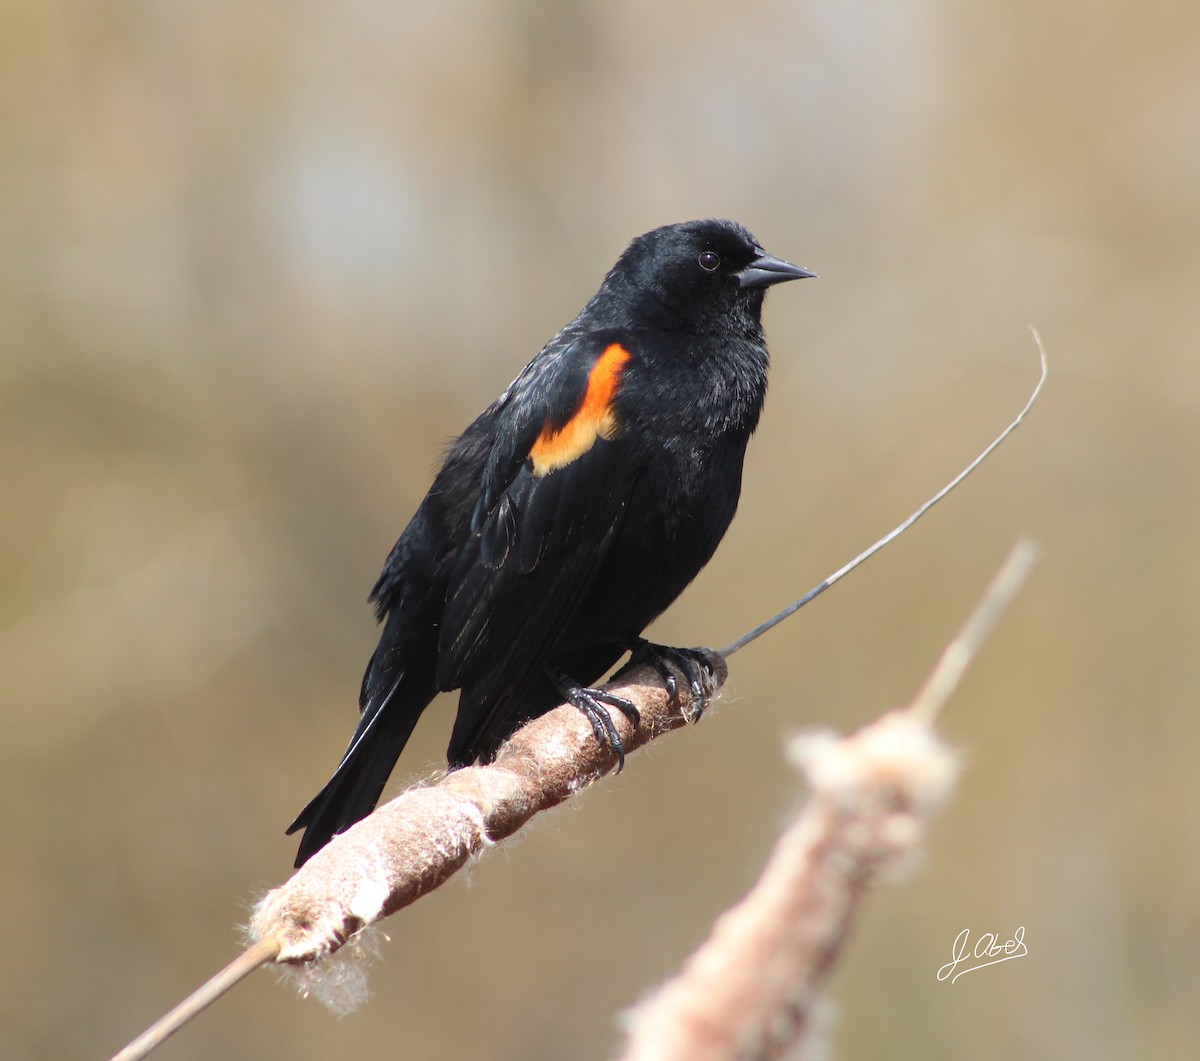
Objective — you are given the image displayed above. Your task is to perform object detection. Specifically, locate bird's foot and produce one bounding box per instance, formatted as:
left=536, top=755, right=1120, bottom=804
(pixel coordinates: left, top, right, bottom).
left=549, top=669, right=641, bottom=772
left=619, top=639, right=720, bottom=722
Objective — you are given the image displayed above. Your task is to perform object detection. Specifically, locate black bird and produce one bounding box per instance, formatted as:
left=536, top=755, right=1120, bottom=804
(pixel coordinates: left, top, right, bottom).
left=288, top=219, right=812, bottom=866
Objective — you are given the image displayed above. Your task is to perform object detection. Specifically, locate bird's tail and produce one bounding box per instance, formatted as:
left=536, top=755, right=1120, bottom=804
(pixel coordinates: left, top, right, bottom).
left=286, top=648, right=436, bottom=867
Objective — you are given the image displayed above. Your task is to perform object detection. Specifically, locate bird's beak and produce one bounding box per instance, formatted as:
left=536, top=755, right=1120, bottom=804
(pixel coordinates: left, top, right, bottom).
left=737, top=251, right=817, bottom=289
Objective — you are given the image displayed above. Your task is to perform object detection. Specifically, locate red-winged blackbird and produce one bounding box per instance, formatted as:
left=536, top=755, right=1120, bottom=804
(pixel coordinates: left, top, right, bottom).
left=288, top=219, right=812, bottom=866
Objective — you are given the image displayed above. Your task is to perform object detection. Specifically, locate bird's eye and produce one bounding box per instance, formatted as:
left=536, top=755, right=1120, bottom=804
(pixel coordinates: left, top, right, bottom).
left=698, top=251, right=721, bottom=272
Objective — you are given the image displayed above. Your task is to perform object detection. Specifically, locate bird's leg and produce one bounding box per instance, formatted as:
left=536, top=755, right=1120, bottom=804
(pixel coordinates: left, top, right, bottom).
left=616, top=638, right=721, bottom=722
left=548, top=668, right=641, bottom=772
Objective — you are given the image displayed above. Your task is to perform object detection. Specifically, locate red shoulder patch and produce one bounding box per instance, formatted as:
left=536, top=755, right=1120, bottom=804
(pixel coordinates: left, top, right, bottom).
left=529, top=344, right=631, bottom=477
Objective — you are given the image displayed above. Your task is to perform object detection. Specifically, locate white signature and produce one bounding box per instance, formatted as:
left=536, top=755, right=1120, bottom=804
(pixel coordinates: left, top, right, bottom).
left=937, top=927, right=1027, bottom=984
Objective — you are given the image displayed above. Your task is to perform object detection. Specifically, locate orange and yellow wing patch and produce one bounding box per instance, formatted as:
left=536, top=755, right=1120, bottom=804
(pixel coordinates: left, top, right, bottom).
left=529, top=343, right=631, bottom=477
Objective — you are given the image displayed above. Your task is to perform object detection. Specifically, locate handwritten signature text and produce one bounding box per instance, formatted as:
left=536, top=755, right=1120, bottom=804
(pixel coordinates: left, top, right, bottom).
left=937, top=926, right=1027, bottom=984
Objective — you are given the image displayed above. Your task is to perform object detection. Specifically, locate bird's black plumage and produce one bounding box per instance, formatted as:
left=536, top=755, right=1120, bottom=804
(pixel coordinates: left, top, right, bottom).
left=287, top=219, right=812, bottom=865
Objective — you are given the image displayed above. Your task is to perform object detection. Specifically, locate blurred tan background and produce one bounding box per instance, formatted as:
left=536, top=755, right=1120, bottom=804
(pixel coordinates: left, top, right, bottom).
left=3, top=2, right=1198, bottom=1058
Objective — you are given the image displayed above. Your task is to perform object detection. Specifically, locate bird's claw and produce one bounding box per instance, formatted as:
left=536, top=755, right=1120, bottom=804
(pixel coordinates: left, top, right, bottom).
left=550, top=669, right=640, bottom=771
left=622, top=639, right=719, bottom=722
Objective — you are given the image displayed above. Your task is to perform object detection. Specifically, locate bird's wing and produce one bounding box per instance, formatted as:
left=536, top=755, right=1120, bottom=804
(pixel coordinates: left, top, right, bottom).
left=436, top=334, right=641, bottom=698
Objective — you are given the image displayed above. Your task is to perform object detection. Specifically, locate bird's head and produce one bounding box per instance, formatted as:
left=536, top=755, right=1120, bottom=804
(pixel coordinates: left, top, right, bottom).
left=595, top=219, right=814, bottom=333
